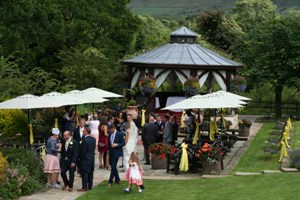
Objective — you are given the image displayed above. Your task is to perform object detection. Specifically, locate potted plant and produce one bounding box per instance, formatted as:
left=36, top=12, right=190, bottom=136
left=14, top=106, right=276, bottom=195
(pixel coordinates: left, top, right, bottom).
left=238, top=119, right=252, bottom=137
left=149, top=143, right=176, bottom=169
left=138, top=75, right=157, bottom=97
left=126, top=99, right=138, bottom=119
left=183, top=77, right=200, bottom=97
left=197, top=143, right=223, bottom=174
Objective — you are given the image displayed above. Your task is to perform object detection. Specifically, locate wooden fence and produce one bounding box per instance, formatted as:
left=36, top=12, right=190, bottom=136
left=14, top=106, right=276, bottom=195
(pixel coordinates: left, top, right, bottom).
left=245, top=101, right=300, bottom=117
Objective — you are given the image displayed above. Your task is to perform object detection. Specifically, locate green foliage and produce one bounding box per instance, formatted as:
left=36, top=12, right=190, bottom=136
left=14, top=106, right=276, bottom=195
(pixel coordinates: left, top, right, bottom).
left=196, top=9, right=242, bottom=51
left=233, top=0, right=277, bottom=32
left=0, top=146, right=46, bottom=199
left=128, top=0, right=299, bottom=17
left=0, top=110, right=28, bottom=142
left=231, top=0, right=300, bottom=117
left=0, top=0, right=139, bottom=96
left=128, top=99, right=137, bottom=106
left=59, top=47, right=112, bottom=90
left=0, top=56, right=29, bottom=100
left=0, top=152, right=8, bottom=184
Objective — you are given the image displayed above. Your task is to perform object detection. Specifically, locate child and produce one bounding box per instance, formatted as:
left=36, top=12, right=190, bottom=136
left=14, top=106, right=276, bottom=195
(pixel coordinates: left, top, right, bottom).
left=123, top=152, right=144, bottom=193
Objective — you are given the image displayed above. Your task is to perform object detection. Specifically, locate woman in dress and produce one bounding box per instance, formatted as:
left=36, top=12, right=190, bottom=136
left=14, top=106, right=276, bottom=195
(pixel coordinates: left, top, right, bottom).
left=98, top=119, right=109, bottom=169
left=44, top=128, right=62, bottom=189
left=86, top=115, right=100, bottom=149
left=123, top=114, right=138, bottom=171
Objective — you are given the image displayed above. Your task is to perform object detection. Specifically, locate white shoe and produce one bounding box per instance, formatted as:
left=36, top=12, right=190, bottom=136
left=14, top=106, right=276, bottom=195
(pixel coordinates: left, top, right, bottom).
left=138, top=188, right=142, bottom=193
left=52, top=184, right=61, bottom=189
left=123, top=188, right=131, bottom=193
left=46, top=183, right=52, bottom=188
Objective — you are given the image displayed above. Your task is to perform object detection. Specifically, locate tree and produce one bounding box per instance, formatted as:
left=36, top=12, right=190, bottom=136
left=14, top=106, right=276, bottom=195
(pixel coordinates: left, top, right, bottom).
left=231, top=10, right=300, bottom=117
left=0, top=56, right=29, bottom=100
left=196, top=9, right=242, bottom=51
left=232, top=0, right=277, bottom=32
left=0, top=0, right=139, bottom=95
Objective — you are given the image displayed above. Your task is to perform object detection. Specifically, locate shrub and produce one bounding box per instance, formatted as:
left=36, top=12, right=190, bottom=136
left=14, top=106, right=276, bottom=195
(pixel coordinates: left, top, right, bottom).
left=0, top=109, right=28, bottom=142
left=0, top=146, right=46, bottom=199
left=0, top=152, right=8, bottom=184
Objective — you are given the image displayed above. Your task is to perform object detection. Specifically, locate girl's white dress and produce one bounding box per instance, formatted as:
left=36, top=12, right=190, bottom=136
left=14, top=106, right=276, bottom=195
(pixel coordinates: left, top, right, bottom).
left=125, top=161, right=143, bottom=186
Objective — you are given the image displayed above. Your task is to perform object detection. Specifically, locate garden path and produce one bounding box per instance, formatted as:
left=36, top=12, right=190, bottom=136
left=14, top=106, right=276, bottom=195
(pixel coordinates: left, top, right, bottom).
left=19, top=115, right=262, bottom=200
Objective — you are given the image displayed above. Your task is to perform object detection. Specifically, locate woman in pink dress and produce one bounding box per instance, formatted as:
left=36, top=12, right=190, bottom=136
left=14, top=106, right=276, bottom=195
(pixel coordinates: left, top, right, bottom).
left=98, top=119, right=109, bottom=169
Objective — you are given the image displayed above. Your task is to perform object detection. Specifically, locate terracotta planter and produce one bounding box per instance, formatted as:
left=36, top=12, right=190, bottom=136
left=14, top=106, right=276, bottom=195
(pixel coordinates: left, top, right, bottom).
left=201, top=160, right=222, bottom=175
left=239, top=125, right=250, bottom=137
left=151, top=154, right=167, bottom=169
left=127, top=106, right=138, bottom=119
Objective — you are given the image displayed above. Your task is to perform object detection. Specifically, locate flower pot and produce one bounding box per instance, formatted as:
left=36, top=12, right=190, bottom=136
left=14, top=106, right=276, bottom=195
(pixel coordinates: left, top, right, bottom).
left=239, top=125, right=250, bottom=137
left=201, top=160, right=221, bottom=175
left=127, top=106, right=138, bottom=119
left=151, top=154, right=167, bottom=169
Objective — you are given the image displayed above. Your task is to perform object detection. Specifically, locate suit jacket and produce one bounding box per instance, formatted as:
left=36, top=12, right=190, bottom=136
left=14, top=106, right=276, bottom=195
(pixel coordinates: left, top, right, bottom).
left=142, top=123, right=159, bottom=145
left=73, top=127, right=84, bottom=144
left=80, top=135, right=96, bottom=173
left=154, top=121, right=165, bottom=132
left=108, top=130, right=125, bottom=158
left=163, top=122, right=172, bottom=143
left=60, top=138, right=79, bottom=165
left=171, top=121, right=179, bottom=142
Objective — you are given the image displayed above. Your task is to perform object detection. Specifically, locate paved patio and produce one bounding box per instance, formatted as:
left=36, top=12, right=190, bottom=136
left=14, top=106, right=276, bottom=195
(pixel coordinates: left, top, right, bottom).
left=19, top=115, right=263, bottom=200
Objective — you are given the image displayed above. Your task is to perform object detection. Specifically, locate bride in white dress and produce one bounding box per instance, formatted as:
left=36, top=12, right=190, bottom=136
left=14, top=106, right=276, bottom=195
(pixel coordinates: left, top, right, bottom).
left=123, top=114, right=138, bottom=171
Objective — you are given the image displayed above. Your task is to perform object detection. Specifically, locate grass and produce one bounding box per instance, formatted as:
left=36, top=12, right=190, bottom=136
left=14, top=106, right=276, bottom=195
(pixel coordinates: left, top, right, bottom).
left=232, top=123, right=282, bottom=173
left=78, top=173, right=300, bottom=200
left=291, top=121, right=300, bottom=149
left=77, top=121, right=300, bottom=200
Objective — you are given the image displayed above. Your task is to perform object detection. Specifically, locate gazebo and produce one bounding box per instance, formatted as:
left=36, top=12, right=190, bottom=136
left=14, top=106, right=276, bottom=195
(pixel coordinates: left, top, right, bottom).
left=123, top=27, right=242, bottom=110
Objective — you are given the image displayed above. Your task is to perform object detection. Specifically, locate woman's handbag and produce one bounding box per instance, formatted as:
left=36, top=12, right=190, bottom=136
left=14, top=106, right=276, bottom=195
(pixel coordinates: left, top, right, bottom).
left=98, top=142, right=106, bottom=147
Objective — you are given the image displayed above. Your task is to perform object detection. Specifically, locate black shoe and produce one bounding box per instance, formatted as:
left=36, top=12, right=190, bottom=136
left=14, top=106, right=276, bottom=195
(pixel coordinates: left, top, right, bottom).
left=144, top=162, right=150, bottom=165
left=119, top=165, right=123, bottom=168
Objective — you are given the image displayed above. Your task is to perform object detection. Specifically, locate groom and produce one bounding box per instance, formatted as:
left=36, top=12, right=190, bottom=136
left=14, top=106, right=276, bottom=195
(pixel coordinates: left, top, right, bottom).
left=107, top=123, right=125, bottom=187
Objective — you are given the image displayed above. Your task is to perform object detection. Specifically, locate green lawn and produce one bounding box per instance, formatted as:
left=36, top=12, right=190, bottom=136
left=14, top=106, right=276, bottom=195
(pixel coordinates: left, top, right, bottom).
left=232, top=123, right=282, bottom=173
left=77, top=121, right=300, bottom=200
left=78, top=173, right=300, bottom=200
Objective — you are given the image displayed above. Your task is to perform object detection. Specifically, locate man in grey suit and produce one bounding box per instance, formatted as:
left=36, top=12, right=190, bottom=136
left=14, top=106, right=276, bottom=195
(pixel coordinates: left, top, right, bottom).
left=163, top=115, right=172, bottom=145
left=142, top=116, right=159, bottom=164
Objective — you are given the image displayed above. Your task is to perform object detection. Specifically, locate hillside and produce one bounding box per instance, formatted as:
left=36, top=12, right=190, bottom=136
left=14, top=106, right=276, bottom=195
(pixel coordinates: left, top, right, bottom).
left=128, top=0, right=300, bottom=17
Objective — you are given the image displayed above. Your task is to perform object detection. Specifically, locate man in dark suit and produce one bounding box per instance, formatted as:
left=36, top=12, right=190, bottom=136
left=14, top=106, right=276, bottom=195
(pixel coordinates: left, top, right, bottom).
left=60, top=131, right=79, bottom=191
left=73, top=118, right=85, bottom=144
left=142, top=116, right=159, bottom=164
left=77, top=127, right=96, bottom=192
left=73, top=118, right=86, bottom=175
left=107, top=123, right=125, bottom=187
left=154, top=115, right=165, bottom=142
left=171, top=115, right=179, bottom=145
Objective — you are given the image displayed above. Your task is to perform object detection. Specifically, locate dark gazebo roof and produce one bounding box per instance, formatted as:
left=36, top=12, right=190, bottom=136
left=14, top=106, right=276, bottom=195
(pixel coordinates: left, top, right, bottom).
left=123, top=43, right=242, bottom=69
left=123, top=27, right=242, bottom=69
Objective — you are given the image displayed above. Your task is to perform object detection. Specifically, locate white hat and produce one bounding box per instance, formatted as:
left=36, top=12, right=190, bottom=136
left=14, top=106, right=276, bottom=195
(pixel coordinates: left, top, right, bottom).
left=51, top=128, right=60, bottom=135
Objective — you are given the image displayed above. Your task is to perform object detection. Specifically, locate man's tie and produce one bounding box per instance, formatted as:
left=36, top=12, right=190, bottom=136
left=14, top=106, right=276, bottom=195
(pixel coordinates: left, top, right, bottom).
left=110, top=133, right=115, bottom=144
left=65, top=140, right=69, bottom=151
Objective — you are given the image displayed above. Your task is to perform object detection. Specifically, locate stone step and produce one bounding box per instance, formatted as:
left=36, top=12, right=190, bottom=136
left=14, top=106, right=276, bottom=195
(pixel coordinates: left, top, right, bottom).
left=235, top=172, right=261, bottom=176
left=262, top=170, right=282, bottom=174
